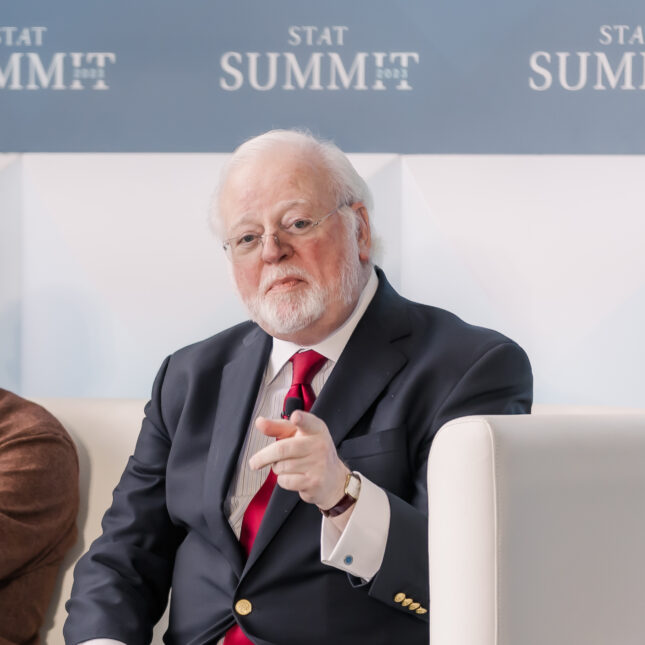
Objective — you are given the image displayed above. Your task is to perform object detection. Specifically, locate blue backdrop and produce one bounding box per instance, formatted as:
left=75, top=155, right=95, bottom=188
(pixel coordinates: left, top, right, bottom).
left=2, top=0, right=644, bottom=152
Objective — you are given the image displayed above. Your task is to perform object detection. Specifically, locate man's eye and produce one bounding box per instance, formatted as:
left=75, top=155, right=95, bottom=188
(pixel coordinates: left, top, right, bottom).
left=288, top=219, right=313, bottom=232
left=236, top=234, right=258, bottom=246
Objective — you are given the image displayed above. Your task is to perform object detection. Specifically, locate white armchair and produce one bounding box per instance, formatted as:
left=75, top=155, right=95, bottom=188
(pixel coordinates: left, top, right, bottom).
left=428, top=410, right=645, bottom=645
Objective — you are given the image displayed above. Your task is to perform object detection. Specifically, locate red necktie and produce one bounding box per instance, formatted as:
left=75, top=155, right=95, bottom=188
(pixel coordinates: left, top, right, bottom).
left=224, top=350, right=326, bottom=645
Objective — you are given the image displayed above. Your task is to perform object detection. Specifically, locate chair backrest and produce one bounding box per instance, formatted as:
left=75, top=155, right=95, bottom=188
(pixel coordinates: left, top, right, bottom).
left=33, top=398, right=169, bottom=645
left=428, top=411, right=645, bottom=645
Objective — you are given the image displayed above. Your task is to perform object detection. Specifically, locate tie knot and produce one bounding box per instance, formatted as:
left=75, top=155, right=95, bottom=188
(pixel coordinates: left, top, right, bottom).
left=290, top=350, right=327, bottom=386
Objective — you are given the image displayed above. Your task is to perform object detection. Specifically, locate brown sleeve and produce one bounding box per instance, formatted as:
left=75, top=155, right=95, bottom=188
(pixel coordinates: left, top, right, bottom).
left=0, top=426, right=79, bottom=579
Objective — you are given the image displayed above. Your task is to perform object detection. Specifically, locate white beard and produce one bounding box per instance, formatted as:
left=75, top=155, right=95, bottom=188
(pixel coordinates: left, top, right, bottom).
left=241, top=247, right=364, bottom=336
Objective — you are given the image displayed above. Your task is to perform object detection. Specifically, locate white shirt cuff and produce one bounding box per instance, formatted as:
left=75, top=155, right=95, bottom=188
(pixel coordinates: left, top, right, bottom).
left=320, top=473, right=390, bottom=581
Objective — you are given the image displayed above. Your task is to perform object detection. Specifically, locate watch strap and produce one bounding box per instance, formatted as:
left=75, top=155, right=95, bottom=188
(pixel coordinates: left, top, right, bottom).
left=321, top=493, right=355, bottom=518
left=321, top=472, right=360, bottom=517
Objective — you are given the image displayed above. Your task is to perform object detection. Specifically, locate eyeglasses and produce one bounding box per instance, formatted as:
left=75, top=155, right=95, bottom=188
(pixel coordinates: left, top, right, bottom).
left=222, top=204, right=344, bottom=262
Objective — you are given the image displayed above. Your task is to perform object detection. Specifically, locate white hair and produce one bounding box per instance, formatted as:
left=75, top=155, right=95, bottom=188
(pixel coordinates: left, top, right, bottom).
left=209, top=129, right=374, bottom=245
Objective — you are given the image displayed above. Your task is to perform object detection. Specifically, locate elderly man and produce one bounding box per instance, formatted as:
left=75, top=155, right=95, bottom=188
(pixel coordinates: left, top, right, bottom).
left=65, top=130, right=532, bottom=645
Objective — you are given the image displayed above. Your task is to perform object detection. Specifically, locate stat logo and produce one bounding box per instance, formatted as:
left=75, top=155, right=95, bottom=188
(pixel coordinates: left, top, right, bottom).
left=0, top=26, right=116, bottom=90
left=219, top=25, right=420, bottom=91
left=529, top=24, right=645, bottom=91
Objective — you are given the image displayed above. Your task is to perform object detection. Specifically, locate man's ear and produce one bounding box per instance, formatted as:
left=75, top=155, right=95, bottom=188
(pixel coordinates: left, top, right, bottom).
left=351, top=202, right=371, bottom=262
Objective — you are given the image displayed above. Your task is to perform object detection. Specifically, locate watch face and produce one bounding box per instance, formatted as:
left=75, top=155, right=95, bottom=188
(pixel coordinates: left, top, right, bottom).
left=346, top=473, right=361, bottom=500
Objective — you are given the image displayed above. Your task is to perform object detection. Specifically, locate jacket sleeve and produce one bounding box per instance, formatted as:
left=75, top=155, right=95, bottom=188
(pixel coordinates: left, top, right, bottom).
left=0, top=428, right=78, bottom=579
left=365, top=341, right=533, bottom=619
left=64, top=357, right=185, bottom=645
left=0, top=420, right=79, bottom=644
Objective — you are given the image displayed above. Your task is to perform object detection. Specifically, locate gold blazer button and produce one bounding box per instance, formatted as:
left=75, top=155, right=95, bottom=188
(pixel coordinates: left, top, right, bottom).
left=394, top=593, right=406, bottom=603
left=402, top=598, right=413, bottom=607
left=408, top=602, right=420, bottom=611
left=235, top=598, right=253, bottom=616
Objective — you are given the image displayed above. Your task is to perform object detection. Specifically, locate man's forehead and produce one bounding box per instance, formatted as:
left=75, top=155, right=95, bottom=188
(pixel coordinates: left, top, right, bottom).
left=220, top=155, right=334, bottom=227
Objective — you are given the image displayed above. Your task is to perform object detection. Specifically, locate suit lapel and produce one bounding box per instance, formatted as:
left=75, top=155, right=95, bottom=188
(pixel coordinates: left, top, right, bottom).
left=203, top=325, right=272, bottom=577
left=243, top=271, right=411, bottom=575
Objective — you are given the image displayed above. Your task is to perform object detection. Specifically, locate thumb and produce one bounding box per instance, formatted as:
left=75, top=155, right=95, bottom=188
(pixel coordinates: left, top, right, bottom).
left=289, top=410, right=327, bottom=436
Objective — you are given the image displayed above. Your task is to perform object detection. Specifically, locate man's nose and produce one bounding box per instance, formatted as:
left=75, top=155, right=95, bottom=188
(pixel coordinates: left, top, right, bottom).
left=261, top=233, right=293, bottom=263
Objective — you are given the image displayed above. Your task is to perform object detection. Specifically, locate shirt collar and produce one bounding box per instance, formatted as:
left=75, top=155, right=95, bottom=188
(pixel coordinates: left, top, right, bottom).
left=267, top=268, right=379, bottom=381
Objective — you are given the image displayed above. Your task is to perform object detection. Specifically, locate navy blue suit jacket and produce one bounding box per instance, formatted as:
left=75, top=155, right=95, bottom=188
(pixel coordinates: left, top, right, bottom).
left=65, top=270, right=532, bottom=645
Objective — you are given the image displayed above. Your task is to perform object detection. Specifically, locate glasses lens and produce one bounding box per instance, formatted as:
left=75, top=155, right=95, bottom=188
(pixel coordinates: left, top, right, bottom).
left=232, top=233, right=261, bottom=257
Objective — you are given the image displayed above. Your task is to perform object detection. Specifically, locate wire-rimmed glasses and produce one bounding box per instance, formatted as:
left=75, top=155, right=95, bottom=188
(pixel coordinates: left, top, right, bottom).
left=222, top=204, right=345, bottom=262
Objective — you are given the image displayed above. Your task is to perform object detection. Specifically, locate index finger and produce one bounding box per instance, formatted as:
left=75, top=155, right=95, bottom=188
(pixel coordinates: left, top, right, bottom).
left=255, top=416, right=297, bottom=439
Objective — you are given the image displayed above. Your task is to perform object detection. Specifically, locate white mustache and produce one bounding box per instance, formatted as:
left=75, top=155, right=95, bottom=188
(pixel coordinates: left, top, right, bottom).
left=260, top=265, right=313, bottom=294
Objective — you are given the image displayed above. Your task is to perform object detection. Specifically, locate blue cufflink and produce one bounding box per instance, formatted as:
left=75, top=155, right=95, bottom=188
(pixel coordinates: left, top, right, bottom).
left=344, top=555, right=353, bottom=565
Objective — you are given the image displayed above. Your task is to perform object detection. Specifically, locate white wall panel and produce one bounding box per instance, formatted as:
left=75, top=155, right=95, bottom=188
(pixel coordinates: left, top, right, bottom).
left=0, top=155, right=22, bottom=393
left=400, top=157, right=522, bottom=338
left=401, top=155, right=645, bottom=406
left=19, top=154, right=242, bottom=397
